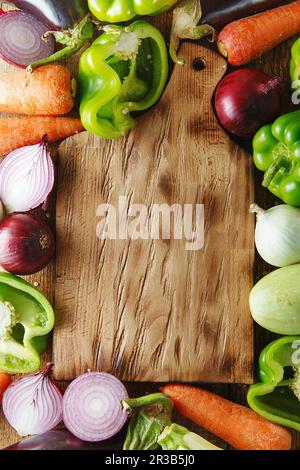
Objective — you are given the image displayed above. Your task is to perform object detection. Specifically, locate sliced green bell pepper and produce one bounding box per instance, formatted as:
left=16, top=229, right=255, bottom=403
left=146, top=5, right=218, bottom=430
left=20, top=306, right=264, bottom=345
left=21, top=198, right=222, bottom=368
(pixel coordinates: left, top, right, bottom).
left=0, top=273, right=54, bottom=374
left=79, top=20, right=168, bottom=140
left=88, top=0, right=177, bottom=23
left=247, top=336, right=300, bottom=431
left=291, top=37, right=300, bottom=90
left=253, top=110, right=300, bottom=206
left=79, top=20, right=169, bottom=140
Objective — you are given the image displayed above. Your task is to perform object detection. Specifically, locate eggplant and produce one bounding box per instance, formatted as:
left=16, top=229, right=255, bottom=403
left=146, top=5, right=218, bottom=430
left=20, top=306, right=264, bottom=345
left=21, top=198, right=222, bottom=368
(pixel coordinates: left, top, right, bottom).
left=200, top=0, right=293, bottom=30
left=12, top=0, right=89, bottom=29
left=3, top=430, right=124, bottom=450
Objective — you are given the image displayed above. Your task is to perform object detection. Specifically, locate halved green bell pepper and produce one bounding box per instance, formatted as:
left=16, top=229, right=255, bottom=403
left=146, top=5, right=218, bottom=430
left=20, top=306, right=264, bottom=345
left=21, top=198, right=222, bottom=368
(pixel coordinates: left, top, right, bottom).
left=247, top=336, right=300, bottom=431
left=253, top=110, right=300, bottom=206
left=79, top=20, right=168, bottom=140
left=88, top=0, right=177, bottom=23
left=0, top=273, right=54, bottom=374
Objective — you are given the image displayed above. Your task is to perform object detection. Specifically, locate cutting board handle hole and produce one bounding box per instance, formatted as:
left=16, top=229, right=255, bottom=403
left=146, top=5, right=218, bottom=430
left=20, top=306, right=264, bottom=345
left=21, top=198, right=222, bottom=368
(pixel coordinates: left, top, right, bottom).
left=192, top=58, right=207, bottom=71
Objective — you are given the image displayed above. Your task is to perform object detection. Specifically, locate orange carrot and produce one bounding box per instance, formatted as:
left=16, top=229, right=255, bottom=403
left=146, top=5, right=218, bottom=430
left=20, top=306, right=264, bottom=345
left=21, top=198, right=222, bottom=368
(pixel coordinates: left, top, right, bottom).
left=0, top=117, right=84, bottom=156
left=0, top=65, right=75, bottom=116
left=0, top=372, right=11, bottom=404
left=218, top=0, right=300, bottom=66
left=162, top=384, right=292, bottom=450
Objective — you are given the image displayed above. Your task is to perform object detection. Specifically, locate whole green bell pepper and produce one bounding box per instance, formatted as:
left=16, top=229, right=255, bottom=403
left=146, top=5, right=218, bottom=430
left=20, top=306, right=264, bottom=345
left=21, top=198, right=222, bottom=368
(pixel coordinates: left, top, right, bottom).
left=79, top=20, right=168, bottom=140
left=247, top=336, right=300, bottom=431
left=253, top=110, right=300, bottom=206
left=88, top=0, right=177, bottom=23
left=0, top=273, right=54, bottom=374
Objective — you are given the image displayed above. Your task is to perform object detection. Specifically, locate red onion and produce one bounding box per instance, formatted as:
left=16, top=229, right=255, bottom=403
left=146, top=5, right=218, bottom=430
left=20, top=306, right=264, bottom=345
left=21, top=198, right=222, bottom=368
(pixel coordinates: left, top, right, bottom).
left=214, top=69, right=283, bottom=138
left=0, top=135, right=54, bottom=214
left=3, top=364, right=63, bottom=437
left=0, top=213, right=55, bottom=275
left=0, top=9, right=54, bottom=68
left=63, top=372, right=128, bottom=442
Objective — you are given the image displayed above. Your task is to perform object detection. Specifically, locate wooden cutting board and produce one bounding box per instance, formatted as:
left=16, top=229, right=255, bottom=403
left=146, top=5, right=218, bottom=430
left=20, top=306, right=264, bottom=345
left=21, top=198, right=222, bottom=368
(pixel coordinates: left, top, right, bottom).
left=53, top=42, right=254, bottom=382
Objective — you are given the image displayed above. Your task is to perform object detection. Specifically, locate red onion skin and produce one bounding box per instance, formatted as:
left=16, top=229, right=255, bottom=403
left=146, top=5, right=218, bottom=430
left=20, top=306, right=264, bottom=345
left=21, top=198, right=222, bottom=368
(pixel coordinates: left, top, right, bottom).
left=0, top=214, right=55, bottom=275
left=214, top=69, right=283, bottom=138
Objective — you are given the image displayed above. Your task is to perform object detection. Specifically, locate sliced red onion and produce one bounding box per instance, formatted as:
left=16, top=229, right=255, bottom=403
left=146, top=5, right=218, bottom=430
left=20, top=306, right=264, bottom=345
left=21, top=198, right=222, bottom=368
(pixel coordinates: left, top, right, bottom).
left=3, top=364, right=63, bottom=437
left=0, top=135, right=54, bottom=214
left=63, top=372, right=128, bottom=442
left=0, top=10, right=54, bottom=68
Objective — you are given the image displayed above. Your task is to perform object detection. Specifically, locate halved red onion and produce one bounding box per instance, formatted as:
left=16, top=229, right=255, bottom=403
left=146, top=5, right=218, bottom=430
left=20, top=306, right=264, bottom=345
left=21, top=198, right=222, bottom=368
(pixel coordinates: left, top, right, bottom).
left=0, top=10, right=54, bottom=68
left=3, top=364, right=63, bottom=437
left=0, top=135, right=54, bottom=214
left=63, top=372, right=129, bottom=442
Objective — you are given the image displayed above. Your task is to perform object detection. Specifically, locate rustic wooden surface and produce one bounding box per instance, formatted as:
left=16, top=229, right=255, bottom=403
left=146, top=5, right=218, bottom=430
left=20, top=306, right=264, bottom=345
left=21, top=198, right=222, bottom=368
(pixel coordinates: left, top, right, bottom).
left=53, top=40, right=254, bottom=383
left=0, top=9, right=299, bottom=450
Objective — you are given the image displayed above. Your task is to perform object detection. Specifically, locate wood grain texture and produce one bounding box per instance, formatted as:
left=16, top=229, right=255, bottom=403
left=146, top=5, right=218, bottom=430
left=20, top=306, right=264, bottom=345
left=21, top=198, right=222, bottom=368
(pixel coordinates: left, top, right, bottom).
left=53, top=42, right=254, bottom=383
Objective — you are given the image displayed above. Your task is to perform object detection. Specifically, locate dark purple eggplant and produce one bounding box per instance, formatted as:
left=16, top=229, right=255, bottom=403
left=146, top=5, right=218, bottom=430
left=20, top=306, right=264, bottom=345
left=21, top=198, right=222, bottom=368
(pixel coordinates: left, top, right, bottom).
left=12, top=0, right=89, bottom=30
left=3, top=430, right=125, bottom=451
left=200, top=0, right=294, bottom=30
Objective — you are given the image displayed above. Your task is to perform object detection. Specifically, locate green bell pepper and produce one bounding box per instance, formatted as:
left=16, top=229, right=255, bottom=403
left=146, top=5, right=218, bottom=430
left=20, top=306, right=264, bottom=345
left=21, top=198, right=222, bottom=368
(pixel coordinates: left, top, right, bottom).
left=79, top=20, right=168, bottom=140
left=0, top=273, right=54, bottom=374
left=253, top=110, right=300, bottom=206
left=88, top=0, right=177, bottom=23
left=247, top=336, right=300, bottom=431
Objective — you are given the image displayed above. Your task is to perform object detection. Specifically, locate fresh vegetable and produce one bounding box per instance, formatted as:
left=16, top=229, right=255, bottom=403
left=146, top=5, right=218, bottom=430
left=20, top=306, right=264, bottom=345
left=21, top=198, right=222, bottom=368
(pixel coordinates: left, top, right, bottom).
left=250, top=203, right=300, bottom=267
left=123, top=393, right=173, bottom=450
left=201, top=0, right=293, bottom=30
left=88, top=0, right=177, bottom=22
left=0, top=372, right=11, bottom=404
left=291, top=36, right=300, bottom=91
left=248, top=337, right=300, bottom=431
left=0, top=273, right=54, bottom=374
left=0, top=214, right=55, bottom=275
left=13, top=0, right=89, bottom=29
left=162, top=384, right=292, bottom=450
left=3, top=430, right=102, bottom=450
left=3, top=364, right=62, bottom=436
left=79, top=20, right=168, bottom=140
left=27, top=15, right=94, bottom=73
left=0, top=136, right=54, bottom=214
left=253, top=110, right=300, bottom=206
left=250, top=264, right=300, bottom=334
left=169, top=0, right=215, bottom=65
left=158, top=423, right=222, bottom=450
left=214, top=69, right=283, bottom=138
left=0, top=65, right=75, bottom=116
left=63, top=372, right=128, bottom=442
left=0, top=116, right=84, bottom=157
left=0, top=9, right=54, bottom=69
left=218, top=0, right=300, bottom=66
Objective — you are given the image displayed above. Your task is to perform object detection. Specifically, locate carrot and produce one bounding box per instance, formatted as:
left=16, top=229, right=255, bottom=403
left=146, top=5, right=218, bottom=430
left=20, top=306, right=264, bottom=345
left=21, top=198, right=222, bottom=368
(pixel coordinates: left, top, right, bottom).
left=0, top=117, right=84, bottom=156
left=0, top=65, right=75, bottom=116
left=218, top=0, right=300, bottom=66
left=162, top=384, right=292, bottom=450
left=0, top=372, right=11, bottom=404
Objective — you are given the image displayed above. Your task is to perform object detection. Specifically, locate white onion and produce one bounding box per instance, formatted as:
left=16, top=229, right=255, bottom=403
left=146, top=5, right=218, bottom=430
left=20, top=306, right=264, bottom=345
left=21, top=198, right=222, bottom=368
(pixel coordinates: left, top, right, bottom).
left=3, top=364, right=63, bottom=437
left=250, top=203, right=300, bottom=267
left=0, top=135, right=54, bottom=214
left=63, top=372, right=128, bottom=442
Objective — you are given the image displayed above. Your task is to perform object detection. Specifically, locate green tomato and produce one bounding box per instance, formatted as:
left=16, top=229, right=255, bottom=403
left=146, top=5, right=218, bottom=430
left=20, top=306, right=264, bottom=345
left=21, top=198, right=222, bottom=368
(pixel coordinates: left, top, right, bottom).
left=280, top=176, right=300, bottom=206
